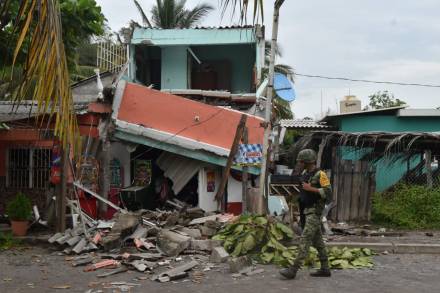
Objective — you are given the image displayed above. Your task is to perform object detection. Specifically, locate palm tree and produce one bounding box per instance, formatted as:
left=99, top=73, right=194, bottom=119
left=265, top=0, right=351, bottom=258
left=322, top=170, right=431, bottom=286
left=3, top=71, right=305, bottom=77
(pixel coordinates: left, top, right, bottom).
left=133, top=0, right=214, bottom=29
left=264, top=40, right=294, bottom=80
left=0, top=0, right=79, bottom=150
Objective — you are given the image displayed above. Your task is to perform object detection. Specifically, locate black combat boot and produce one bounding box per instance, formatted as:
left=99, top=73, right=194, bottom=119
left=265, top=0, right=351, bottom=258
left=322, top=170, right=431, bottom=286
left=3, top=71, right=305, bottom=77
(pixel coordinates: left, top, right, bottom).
left=310, top=268, right=331, bottom=277
left=279, top=265, right=299, bottom=280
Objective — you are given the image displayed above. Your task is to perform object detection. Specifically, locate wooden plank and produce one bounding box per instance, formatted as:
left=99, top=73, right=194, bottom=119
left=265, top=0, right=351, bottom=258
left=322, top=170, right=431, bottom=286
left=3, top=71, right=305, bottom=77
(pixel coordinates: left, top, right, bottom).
left=336, top=160, right=345, bottom=222
left=359, top=161, right=371, bottom=221
left=367, top=166, right=376, bottom=221
left=342, top=160, right=353, bottom=222
left=330, top=147, right=339, bottom=221
left=215, top=114, right=247, bottom=210
left=349, top=161, right=362, bottom=221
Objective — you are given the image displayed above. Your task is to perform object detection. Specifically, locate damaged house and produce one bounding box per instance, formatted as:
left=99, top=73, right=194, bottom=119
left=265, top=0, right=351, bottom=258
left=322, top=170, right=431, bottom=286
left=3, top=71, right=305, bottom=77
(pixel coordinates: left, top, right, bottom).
left=101, top=26, right=266, bottom=215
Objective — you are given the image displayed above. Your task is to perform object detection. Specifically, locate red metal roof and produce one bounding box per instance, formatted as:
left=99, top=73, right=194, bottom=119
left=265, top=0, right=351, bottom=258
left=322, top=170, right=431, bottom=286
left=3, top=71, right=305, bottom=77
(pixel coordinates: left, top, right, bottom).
left=116, top=82, right=264, bottom=151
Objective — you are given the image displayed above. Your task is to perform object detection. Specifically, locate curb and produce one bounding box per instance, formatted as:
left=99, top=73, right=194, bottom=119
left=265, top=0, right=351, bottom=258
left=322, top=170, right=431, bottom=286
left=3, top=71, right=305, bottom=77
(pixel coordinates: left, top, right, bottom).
left=329, top=242, right=440, bottom=254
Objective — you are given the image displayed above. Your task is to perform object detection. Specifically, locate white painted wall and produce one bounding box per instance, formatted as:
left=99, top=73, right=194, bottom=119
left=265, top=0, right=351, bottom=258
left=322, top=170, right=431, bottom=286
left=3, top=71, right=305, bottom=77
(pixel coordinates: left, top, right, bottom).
left=227, top=174, right=243, bottom=203
left=198, top=166, right=221, bottom=212
left=110, top=142, right=131, bottom=187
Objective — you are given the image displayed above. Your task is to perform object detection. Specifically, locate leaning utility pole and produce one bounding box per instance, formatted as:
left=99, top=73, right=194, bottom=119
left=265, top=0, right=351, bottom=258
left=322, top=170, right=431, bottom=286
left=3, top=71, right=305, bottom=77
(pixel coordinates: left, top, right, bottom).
left=259, top=0, right=285, bottom=214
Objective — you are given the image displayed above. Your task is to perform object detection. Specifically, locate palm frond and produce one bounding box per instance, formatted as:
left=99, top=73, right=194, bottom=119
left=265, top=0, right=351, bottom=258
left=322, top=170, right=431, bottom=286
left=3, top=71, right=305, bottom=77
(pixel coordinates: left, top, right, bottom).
left=133, top=0, right=152, bottom=28
left=274, top=64, right=295, bottom=81
left=265, top=40, right=282, bottom=57
left=5, top=0, right=80, bottom=152
left=220, top=0, right=265, bottom=23
left=179, top=3, right=214, bottom=28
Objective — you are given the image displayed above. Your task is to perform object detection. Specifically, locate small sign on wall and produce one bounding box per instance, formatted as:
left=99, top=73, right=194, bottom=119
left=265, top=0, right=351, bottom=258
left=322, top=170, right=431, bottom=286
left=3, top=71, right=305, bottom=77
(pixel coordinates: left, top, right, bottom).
left=206, top=170, right=216, bottom=192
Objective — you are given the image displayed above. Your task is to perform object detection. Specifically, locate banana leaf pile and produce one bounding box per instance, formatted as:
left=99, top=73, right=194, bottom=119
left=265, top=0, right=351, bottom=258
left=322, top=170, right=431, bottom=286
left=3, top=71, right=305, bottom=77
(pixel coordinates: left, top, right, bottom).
left=212, top=215, right=374, bottom=269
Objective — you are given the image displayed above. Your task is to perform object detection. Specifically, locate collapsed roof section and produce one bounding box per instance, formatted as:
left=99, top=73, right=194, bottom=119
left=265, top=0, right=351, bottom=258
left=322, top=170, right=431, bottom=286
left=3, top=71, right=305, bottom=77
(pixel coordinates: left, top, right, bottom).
left=112, top=81, right=264, bottom=175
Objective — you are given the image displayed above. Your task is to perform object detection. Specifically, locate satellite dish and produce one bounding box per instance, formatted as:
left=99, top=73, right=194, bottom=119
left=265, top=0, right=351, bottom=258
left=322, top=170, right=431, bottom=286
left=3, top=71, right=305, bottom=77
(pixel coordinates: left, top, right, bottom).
left=274, top=73, right=296, bottom=102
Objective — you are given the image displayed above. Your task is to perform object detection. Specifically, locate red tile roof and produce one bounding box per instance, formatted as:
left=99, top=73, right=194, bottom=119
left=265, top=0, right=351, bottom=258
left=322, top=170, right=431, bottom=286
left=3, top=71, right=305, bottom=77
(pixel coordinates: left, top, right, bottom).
left=116, top=82, right=264, bottom=151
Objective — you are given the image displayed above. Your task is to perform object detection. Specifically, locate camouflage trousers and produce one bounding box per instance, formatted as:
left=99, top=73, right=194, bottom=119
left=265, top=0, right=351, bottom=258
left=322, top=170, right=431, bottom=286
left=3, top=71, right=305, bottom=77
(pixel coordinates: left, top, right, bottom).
left=292, top=213, right=329, bottom=269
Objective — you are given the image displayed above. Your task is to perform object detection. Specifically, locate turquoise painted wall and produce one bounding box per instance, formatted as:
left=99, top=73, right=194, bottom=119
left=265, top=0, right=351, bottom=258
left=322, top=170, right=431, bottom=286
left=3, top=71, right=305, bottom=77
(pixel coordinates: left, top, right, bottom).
left=338, top=115, right=440, bottom=191
left=340, top=115, right=440, bottom=132
left=161, top=46, right=188, bottom=89
left=132, top=28, right=256, bottom=46
left=193, top=45, right=255, bottom=93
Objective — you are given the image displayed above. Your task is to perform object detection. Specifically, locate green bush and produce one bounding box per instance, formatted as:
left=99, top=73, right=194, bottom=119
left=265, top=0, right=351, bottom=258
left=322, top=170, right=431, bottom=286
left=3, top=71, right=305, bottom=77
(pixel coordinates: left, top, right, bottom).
left=6, top=193, right=32, bottom=221
left=372, top=184, right=440, bottom=229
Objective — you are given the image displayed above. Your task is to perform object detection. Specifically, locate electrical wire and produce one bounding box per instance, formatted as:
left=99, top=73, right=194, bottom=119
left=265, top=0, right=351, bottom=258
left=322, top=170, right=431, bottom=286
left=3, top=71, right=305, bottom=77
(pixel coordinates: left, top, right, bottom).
left=296, top=73, right=440, bottom=88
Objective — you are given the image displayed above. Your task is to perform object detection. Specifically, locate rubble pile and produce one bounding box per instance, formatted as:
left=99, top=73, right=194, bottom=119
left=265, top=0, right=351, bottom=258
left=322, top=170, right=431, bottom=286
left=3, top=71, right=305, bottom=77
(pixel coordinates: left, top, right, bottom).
left=48, top=202, right=237, bottom=283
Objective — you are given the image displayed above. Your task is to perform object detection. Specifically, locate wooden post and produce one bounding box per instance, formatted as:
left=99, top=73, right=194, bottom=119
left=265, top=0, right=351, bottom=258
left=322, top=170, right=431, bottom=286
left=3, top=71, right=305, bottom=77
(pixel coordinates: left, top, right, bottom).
left=56, top=145, right=68, bottom=232
left=259, top=0, right=285, bottom=215
left=99, top=140, right=111, bottom=218
left=215, top=114, right=247, bottom=211
left=242, top=127, right=249, bottom=214
left=425, top=150, right=433, bottom=188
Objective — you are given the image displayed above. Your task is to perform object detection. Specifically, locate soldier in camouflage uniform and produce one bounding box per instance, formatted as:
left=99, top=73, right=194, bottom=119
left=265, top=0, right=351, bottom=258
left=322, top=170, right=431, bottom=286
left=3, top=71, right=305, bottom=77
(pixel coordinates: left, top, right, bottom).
left=280, top=149, right=332, bottom=279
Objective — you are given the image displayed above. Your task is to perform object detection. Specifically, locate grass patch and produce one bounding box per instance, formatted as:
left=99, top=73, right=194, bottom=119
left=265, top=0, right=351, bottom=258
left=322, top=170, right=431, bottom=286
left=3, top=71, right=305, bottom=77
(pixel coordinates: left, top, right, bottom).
left=372, top=184, right=440, bottom=229
left=0, top=232, right=21, bottom=250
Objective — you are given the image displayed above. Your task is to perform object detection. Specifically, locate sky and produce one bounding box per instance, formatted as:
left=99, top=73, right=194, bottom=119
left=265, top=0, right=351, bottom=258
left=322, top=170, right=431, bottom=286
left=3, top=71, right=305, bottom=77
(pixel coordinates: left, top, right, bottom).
left=96, top=0, right=440, bottom=119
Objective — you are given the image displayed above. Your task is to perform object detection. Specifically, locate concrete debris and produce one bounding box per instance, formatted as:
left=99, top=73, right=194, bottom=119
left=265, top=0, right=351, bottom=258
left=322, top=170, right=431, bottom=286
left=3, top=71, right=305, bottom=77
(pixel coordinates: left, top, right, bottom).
left=72, top=257, right=94, bottom=267
left=188, top=215, right=218, bottom=225
left=47, top=207, right=235, bottom=284
left=152, top=260, right=199, bottom=282
left=72, top=238, right=88, bottom=254
left=96, top=266, right=128, bottom=278
left=228, top=256, right=252, bottom=273
left=210, top=247, right=229, bottom=263
left=156, top=229, right=191, bottom=256
left=84, top=259, right=119, bottom=272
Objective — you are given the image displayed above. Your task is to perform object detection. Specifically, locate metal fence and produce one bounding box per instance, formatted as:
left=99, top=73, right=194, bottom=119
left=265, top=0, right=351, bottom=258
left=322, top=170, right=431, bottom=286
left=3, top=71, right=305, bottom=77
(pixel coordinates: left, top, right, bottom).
left=7, top=148, right=51, bottom=189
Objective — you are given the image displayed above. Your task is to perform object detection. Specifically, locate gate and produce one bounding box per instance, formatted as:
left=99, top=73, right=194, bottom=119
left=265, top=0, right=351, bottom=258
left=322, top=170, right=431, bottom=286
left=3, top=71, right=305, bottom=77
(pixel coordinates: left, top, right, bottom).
left=331, top=157, right=376, bottom=222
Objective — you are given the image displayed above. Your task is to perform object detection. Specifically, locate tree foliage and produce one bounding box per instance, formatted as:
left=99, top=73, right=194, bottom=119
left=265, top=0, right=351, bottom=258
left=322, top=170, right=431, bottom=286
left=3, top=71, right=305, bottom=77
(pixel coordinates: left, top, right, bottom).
left=150, top=0, right=214, bottom=29
left=368, top=91, right=406, bottom=110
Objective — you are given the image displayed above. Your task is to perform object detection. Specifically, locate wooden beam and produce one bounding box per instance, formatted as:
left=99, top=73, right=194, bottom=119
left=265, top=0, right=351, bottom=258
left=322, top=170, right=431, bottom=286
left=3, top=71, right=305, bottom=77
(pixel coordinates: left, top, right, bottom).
left=56, top=145, right=68, bottom=232
left=242, top=127, right=249, bottom=214
left=215, top=114, right=247, bottom=210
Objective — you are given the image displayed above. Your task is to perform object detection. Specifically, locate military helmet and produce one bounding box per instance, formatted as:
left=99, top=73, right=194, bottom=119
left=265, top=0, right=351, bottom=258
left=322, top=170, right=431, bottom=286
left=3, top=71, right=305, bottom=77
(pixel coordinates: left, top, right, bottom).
left=296, top=149, right=317, bottom=163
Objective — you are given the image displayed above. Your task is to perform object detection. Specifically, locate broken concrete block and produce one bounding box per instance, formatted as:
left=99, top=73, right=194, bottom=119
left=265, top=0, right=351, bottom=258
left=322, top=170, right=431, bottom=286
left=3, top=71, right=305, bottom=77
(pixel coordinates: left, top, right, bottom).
left=156, top=229, right=191, bottom=256
left=72, top=238, right=87, bottom=254
left=177, top=227, right=202, bottom=239
left=151, top=260, right=198, bottom=281
left=56, top=233, right=72, bottom=245
left=189, top=239, right=223, bottom=251
left=97, top=267, right=128, bottom=278
left=48, top=233, right=63, bottom=244
left=200, top=225, right=217, bottom=237
left=228, top=256, right=252, bottom=273
left=101, top=213, right=140, bottom=251
left=72, top=257, right=94, bottom=267
left=189, top=215, right=218, bottom=225
left=210, top=247, right=229, bottom=263
left=66, top=235, right=82, bottom=247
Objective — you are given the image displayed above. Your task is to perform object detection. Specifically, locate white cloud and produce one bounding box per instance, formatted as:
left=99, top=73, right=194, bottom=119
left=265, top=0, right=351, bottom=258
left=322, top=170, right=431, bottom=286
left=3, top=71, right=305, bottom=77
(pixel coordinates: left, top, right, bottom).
left=96, top=0, right=440, bottom=118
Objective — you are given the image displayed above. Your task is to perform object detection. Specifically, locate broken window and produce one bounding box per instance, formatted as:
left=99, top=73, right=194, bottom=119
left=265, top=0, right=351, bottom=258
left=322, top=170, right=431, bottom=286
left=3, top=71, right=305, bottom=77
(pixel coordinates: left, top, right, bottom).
left=7, top=148, right=51, bottom=189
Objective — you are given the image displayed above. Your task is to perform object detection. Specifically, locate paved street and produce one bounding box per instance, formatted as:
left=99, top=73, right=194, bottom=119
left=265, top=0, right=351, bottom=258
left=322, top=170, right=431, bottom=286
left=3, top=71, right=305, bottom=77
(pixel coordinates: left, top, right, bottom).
left=1, top=246, right=439, bottom=293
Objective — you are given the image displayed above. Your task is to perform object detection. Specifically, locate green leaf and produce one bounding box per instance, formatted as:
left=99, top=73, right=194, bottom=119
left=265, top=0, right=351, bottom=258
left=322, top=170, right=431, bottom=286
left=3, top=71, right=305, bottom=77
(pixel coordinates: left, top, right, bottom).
left=242, top=234, right=256, bottom=253
left=260, top=252, right=274, bottom=263
left=276, top=222, right=294, bottom=238
left=231, top=242, right=243, bottom=257
left=254, top=216, right=268, bottom=226
left=362, top=248, right=373, bottom=256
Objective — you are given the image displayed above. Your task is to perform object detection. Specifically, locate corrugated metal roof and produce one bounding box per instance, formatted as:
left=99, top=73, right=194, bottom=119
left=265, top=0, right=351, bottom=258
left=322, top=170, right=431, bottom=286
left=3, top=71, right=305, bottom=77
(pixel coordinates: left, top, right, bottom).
left=321, top=106, right=407, bottom=122
left=156, top=152, right=205, bottom=194
left=280, top=119, right=330, bottom=129
left=0, top=101, right=89, bottom=122
left=397, top=109, right=440, bottom=117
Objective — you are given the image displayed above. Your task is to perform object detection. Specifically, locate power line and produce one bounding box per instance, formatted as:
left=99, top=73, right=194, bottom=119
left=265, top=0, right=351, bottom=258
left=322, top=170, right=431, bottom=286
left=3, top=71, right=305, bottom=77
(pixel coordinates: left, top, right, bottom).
left=296, top=73, right=440, bottom=88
